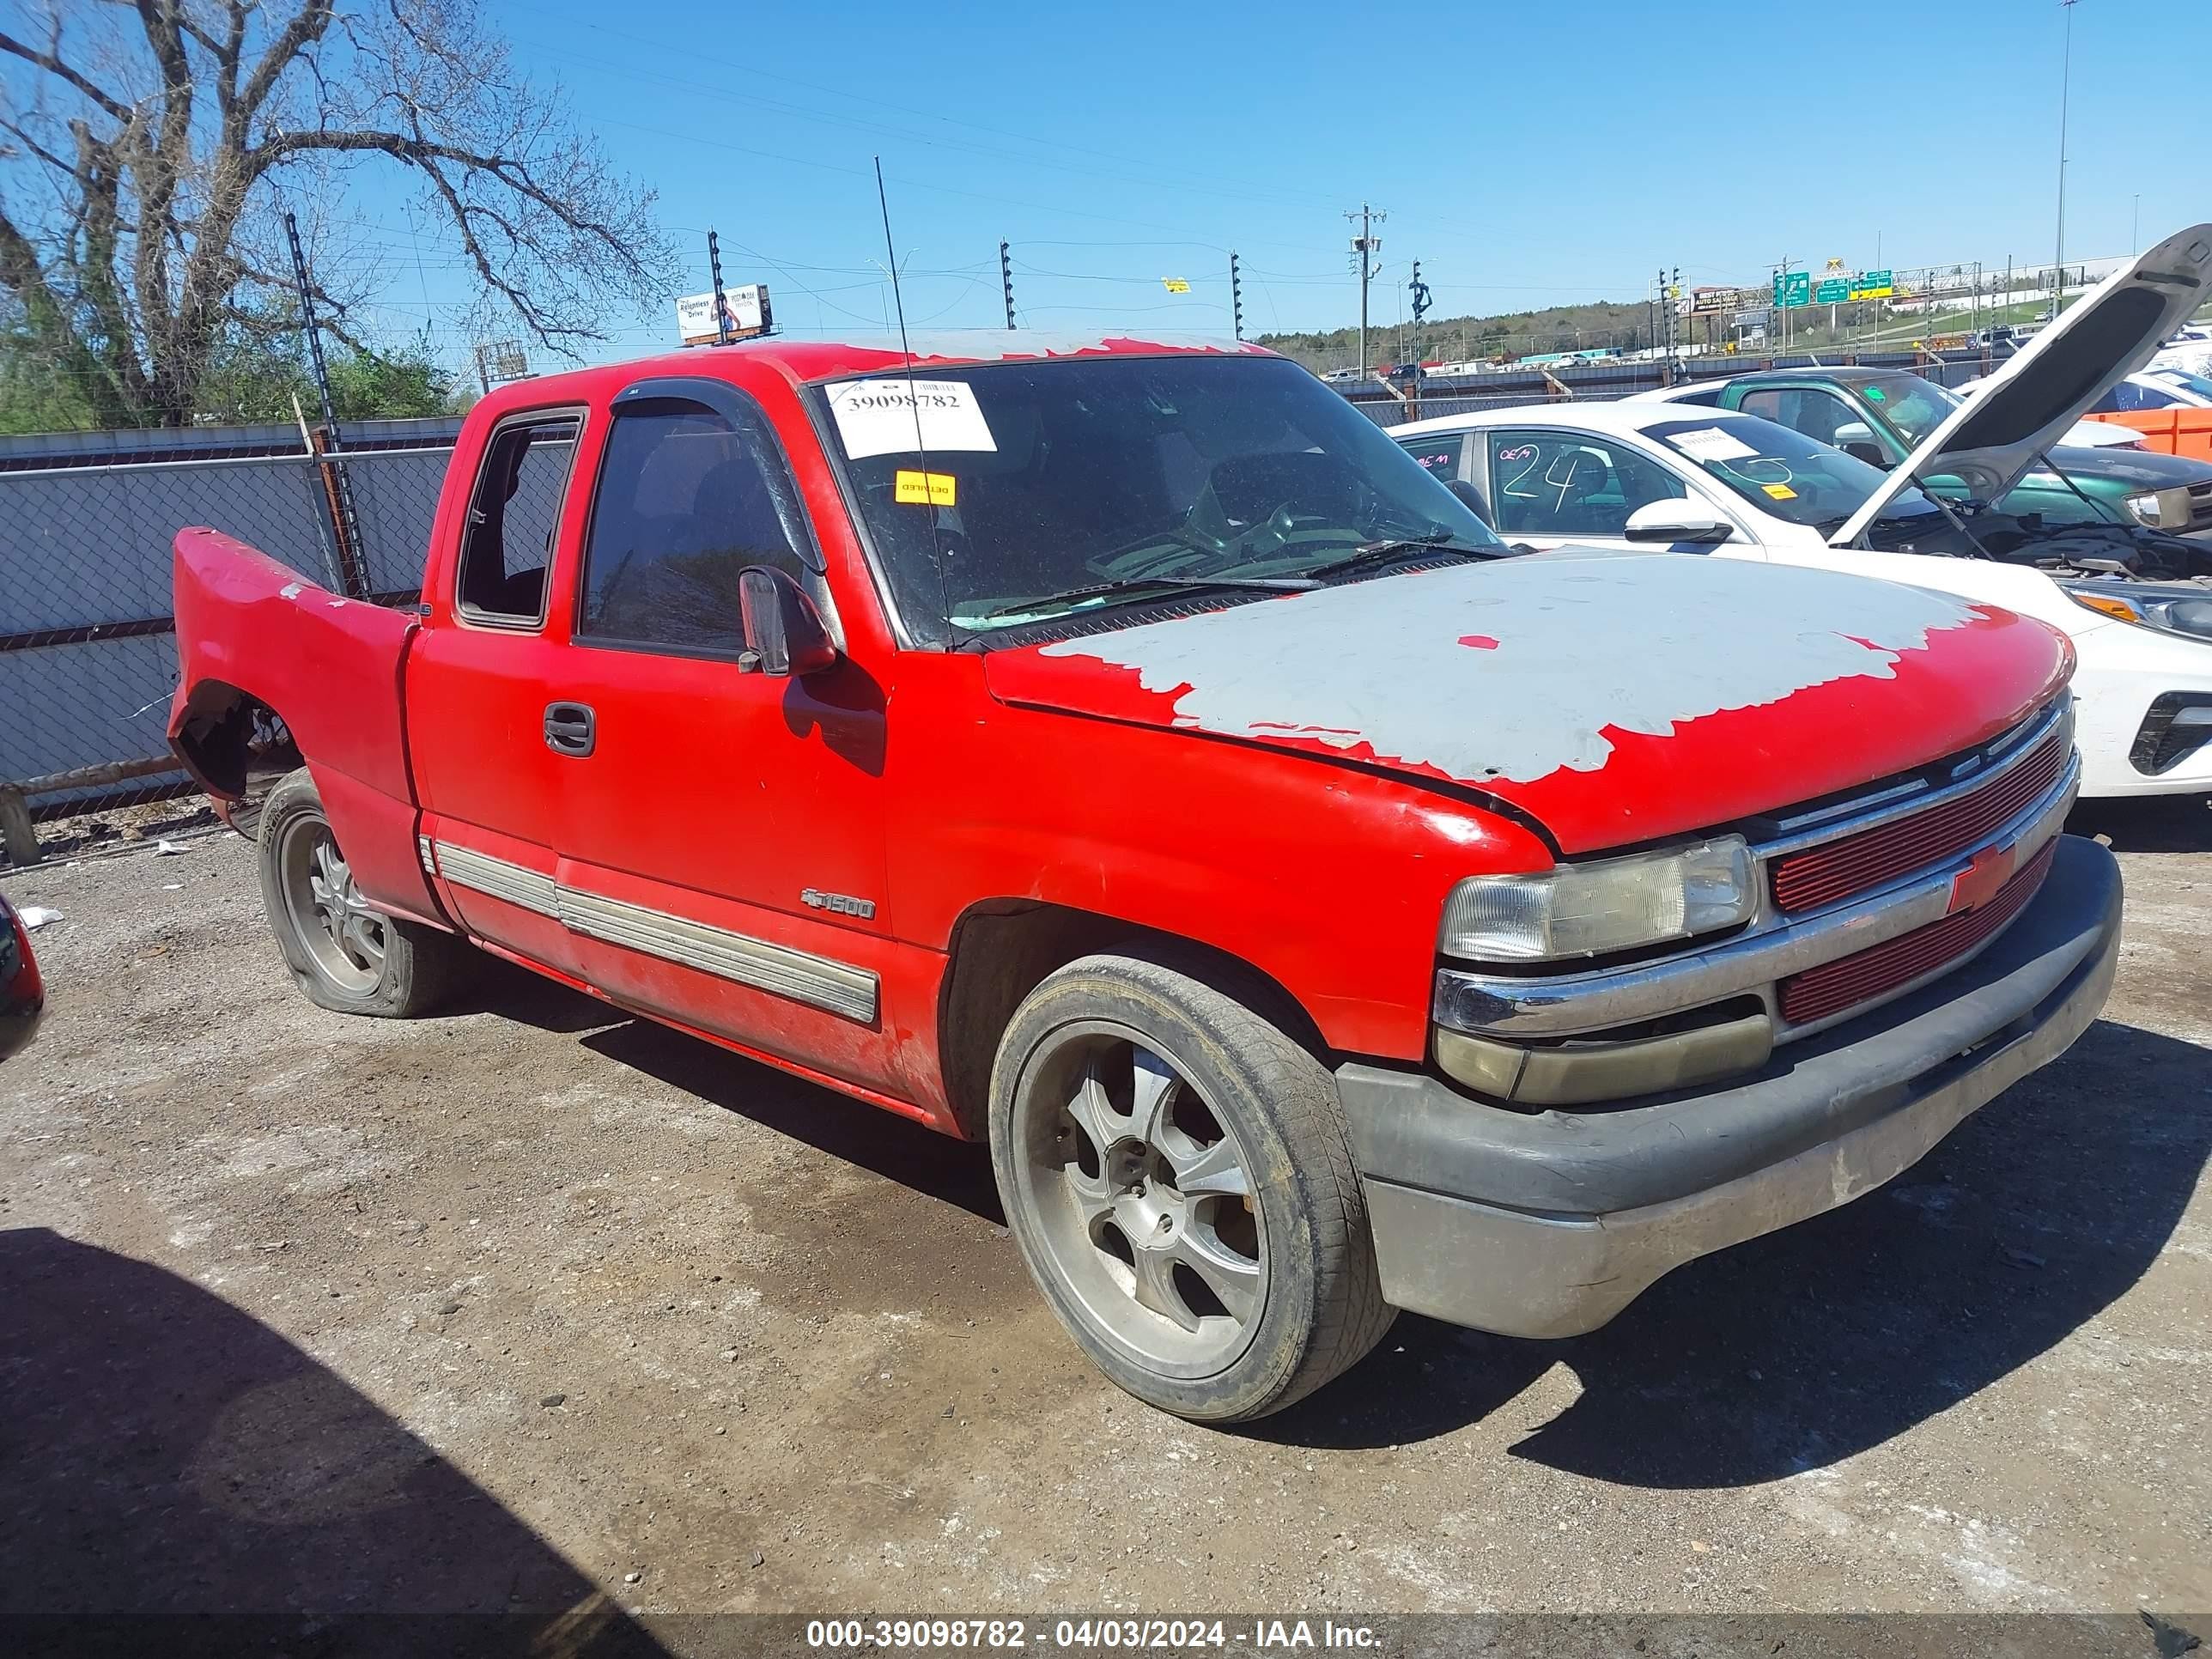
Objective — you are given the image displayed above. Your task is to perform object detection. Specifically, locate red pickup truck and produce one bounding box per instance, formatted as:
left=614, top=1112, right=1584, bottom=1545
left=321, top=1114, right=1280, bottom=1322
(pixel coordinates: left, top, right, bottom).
left=170, top=333, right=2120, bottom=1422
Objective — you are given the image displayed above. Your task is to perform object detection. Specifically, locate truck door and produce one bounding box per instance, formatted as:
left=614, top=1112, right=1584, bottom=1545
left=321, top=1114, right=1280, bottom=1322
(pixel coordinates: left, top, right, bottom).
left=406, top=407, right=593, bottom=979
left=544, top=380, right=908, bottom=1098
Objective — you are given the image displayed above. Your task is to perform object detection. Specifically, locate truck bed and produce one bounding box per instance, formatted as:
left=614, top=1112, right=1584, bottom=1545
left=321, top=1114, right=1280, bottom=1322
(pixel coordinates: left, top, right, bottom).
left=167, top=528, right=442, bottom=926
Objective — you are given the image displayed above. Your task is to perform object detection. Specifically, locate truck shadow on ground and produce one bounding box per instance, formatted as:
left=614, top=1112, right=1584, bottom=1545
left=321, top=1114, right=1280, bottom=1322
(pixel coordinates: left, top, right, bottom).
left=1267, top=1018, right=2210, bottom=1481
left=0, top=1227, right=667, bottom=1654
left=576, top=1014, right=1008, bottom=1228
left=2067, top=795, right=2212, bottom=854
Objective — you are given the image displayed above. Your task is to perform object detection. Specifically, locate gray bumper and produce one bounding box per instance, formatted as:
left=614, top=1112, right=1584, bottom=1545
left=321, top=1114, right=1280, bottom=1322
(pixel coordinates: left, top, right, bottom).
left=1338, top=835, right=2124, bottom=1340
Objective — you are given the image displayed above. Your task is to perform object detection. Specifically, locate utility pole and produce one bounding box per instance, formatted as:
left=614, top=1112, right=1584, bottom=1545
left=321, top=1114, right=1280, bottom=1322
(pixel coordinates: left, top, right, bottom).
left=283, top=210, right=366, bottom=599
left=1408, top=259, right=1431, bottom=368
left=2054, top=0, right=2077, bottom=315
left=999, top=240, right=1016, bottom=330
left=1230, top=251, right=1244, bottom=341
left=1668, top=266, right=1680, bottom=373
left=1345, top=204, right=1385, bottom=375
left=708, top=229, right=732, bottom=345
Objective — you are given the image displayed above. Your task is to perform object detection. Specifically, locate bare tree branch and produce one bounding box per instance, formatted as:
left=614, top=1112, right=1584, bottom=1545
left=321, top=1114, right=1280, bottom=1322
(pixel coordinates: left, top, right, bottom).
left=0, top=27, right=131, bottom=122
left=0, top=0, right=674, bottom=425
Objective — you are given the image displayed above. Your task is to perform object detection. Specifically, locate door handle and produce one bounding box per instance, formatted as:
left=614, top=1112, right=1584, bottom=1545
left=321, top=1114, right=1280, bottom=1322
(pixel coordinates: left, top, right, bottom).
left=543, top=702, right=596, bottom=757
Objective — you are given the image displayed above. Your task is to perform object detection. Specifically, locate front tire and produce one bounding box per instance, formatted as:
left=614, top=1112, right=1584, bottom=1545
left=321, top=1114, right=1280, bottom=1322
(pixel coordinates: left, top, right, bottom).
left=256, top=769, right=467, bottom=1018
left=988, top=952, right=1394, bottom=1422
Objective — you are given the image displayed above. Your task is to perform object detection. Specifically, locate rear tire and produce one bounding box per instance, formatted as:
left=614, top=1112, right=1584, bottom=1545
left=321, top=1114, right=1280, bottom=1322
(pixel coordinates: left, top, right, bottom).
left=988, top=951, right=1394, bottom=1422
left=256, top=769, right=468, bottom=1018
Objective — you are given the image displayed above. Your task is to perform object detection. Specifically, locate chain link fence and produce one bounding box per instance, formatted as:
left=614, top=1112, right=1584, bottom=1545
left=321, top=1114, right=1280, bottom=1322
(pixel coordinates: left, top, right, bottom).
left=0, top=425, right=457, bottom=867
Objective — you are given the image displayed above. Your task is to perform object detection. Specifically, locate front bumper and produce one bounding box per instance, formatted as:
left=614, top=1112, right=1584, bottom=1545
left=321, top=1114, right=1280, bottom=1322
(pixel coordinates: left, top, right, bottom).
left=1338, top=835, right=2122, bottom=1340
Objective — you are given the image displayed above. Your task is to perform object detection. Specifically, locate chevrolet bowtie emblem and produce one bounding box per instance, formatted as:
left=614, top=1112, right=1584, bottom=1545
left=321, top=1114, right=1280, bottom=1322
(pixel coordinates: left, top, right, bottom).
left=1948, top=840, right=2017, bottom=915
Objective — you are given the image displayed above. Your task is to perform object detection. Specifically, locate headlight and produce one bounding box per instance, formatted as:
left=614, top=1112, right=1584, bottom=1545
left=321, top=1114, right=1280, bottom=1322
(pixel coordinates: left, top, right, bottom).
left=1440, top=836, right=1756, bottom=963
left=2125, top=492, right=2162, bottom=526
left=2062, top=581, right=2212, bottom=642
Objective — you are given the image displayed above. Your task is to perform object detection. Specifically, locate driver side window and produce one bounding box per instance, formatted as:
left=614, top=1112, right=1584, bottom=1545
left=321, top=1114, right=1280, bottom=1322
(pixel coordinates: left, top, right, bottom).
left=575, top=404, right=810, bottom=656
left=1485, top=430, right=1684, bottom=538
left=1736, top=386, right=1863, bottom=448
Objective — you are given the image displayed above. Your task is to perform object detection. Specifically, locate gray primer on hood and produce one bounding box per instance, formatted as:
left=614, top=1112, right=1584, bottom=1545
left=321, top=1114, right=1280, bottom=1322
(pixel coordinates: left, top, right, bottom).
left=1033, top=552, right=1983, bottom=787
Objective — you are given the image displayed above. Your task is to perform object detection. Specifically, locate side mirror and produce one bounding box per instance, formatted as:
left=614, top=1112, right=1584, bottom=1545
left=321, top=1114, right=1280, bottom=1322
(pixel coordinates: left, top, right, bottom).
left=1444, top=477, right=1492, bottom=520
left=1623, top=499, right=1733, bottom=545
left=1841, top=441, right=1889, bottom=469
left=737, top=566, right=838, bottom=677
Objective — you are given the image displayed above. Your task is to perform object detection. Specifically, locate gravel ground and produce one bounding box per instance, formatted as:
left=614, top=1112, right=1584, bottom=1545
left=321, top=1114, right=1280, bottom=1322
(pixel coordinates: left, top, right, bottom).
left=2, top=801, right=2209, bottom=1634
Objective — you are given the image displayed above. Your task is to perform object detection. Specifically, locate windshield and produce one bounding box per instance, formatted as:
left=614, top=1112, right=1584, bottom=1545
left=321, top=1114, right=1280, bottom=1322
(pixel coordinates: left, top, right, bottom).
left=2151, top=368, right=2212, bottom=401
left=1854, top=373, right=1960, bottom=445
left=812, top=354, right=1503, bottom=636
left=1645, top=414, right=1940, bottom=532
left=1857, top=371, right=1964, bottom=444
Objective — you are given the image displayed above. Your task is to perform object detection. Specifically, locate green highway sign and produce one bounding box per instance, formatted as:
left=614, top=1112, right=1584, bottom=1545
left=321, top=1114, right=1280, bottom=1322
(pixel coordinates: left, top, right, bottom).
left=1814, top=277, right=1851, bottom=305
left=1850, top=269, right=1895, bottom=301
left=1772, top=270, right=1812, bottom=309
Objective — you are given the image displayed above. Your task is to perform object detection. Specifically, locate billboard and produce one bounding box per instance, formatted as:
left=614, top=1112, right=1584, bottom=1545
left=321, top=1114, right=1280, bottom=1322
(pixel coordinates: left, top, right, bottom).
left=674, top=284, right=773, bottom=345
left=1677, top=286, right=1759, bottom=317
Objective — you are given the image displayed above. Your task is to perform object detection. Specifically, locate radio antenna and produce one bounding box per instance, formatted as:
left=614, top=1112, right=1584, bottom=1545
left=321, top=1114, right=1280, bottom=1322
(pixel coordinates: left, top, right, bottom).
left=873, top=156, right=956, bottom=637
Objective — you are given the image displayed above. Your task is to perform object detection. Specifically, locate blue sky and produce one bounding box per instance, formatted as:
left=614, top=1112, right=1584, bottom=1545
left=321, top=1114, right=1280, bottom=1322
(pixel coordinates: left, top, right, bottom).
left=347, top=0, right=2211, bottom=368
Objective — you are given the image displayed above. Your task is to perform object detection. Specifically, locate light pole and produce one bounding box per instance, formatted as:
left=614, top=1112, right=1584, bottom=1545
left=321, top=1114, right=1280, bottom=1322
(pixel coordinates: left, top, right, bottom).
left=2053, top=0, right=2078, bottom=314
left=1345, top=204, right=1385, bottom=377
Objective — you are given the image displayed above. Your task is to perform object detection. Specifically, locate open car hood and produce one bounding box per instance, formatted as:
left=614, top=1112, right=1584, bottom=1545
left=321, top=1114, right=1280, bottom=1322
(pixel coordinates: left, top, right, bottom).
left=981, top=553, right=2069, bottom=855
left=1832, top=222, right=2212, bottom=547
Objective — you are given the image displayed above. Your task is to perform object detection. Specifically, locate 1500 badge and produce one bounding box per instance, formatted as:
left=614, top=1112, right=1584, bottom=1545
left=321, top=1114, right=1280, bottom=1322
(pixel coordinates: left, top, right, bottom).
left=801, top=888, right=877, bottom=920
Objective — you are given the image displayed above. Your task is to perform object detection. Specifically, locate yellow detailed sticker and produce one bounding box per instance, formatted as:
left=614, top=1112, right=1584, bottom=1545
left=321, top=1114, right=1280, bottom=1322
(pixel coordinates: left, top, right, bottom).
left=894, top=469, right=957, bottom=506
left=1762, top=483, right=1798, bottom=501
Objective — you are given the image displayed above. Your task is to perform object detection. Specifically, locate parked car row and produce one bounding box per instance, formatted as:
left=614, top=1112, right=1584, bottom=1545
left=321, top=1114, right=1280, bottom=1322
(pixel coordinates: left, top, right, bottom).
left=1395, top=228, right=2212, bottom=801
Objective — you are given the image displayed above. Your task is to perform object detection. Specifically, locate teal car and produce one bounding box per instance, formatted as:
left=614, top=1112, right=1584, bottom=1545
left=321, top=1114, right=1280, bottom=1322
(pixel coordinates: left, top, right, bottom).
left=1637, top=366, right=2212, bottom=535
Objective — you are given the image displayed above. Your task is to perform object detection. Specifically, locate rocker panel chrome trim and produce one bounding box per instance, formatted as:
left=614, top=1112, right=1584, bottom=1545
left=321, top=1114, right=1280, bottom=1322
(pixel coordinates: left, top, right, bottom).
left=431, top=841, right=878, bottom=1023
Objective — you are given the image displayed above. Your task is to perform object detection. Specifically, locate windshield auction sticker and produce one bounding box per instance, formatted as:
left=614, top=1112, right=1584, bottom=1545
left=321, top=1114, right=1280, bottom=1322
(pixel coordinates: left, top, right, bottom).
left=829, top=379, right=997, bottom=459
left=894, top=469, right=957, bottom=506
left=1669, top=426, right=1760, bottom=463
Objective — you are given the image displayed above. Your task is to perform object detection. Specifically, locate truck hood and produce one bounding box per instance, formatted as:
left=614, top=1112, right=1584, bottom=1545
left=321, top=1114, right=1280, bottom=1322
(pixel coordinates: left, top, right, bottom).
left=1833, top=222, right=2212, bottom=545
left=981, top=552, right=2070, bottom=855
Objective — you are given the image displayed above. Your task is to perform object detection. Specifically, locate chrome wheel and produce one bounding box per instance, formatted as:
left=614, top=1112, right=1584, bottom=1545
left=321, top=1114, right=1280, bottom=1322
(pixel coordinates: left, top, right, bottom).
left=276, top=814, right=385, bottom=994
left=1012, top=1021, right=1265, bottom=1377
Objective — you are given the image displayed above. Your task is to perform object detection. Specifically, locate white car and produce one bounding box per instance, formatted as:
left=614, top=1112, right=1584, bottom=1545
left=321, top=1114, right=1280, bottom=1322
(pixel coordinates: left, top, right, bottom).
left=1964, top=368, right=2212, bottom=418
left=2152, top=325, right=2212, bottom=380
left=1390, top=223, right=2212, bottom=799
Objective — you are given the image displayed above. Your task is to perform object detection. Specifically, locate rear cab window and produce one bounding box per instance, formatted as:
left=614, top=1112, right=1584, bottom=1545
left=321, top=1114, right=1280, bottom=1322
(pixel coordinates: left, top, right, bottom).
left=455, top=412, right=583, bottom=627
